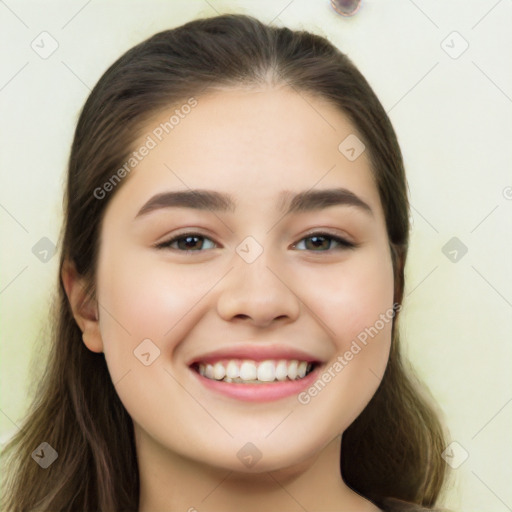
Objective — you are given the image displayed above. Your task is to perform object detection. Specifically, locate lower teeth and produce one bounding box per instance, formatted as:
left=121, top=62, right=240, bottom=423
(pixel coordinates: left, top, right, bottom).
left=222, top=377, right=298, bottom=384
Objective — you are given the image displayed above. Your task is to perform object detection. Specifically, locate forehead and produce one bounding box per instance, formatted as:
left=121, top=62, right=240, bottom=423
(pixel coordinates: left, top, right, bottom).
left=104, top=86, right=383, bottom=219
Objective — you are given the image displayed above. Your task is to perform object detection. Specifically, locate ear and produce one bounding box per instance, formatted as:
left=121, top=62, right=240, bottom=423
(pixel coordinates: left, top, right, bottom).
left=61, top=259, right=103, bottom=353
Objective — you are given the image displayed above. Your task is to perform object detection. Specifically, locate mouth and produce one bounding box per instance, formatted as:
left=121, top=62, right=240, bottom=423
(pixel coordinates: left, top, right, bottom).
left=188, top=354, right=323, bottom=402
left=190, top=358, right=318, bottom=384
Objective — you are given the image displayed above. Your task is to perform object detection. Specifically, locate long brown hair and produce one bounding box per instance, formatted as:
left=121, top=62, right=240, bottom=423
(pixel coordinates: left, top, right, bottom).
left=1, top=14, right=448, bottom=511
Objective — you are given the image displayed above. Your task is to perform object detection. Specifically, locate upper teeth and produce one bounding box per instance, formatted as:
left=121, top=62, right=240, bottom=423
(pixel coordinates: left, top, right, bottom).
left=197, top=359, right=312, bottom=383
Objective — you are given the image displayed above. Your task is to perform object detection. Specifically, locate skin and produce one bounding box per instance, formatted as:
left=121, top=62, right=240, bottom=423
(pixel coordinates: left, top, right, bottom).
left=63, top=86, right=394, bottom=511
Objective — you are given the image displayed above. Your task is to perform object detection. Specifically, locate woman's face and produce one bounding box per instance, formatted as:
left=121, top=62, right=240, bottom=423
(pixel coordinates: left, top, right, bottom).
left=92, top=86, right=395, bottom=472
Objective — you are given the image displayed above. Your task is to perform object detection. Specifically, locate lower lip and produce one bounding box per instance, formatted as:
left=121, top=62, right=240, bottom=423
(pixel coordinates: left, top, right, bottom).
left=190, top=365, right=322, bottom=402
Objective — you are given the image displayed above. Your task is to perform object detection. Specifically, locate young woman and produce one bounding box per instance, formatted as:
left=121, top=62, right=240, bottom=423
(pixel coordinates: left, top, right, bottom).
left=1, top=14, right=448, bottom=511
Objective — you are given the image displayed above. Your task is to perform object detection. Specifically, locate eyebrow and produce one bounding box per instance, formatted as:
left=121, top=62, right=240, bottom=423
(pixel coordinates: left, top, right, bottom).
left=134, top=187, right=373, bottom=219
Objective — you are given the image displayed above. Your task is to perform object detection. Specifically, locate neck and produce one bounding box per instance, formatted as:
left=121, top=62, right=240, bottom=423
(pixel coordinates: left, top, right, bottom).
left=136, top=430, right=380, bottom=512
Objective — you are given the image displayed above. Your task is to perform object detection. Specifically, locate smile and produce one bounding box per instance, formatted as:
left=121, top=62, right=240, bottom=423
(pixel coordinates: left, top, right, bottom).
left=189, top=359, right=323, bottom=402
left=193, top=359, right=315, bottom=384
left=187, top=345, right=324, bottom=402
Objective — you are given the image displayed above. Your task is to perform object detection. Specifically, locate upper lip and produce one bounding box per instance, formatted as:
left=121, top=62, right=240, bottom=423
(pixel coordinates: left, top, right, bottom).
left=187, top=344, right=324, bottom=366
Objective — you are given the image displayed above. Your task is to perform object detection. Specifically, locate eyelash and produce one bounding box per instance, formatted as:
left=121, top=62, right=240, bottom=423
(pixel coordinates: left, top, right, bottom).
left=155, top=231, right=356, bottom=253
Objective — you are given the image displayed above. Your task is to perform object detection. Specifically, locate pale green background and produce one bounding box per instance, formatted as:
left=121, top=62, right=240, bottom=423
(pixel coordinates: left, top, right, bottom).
left=1, top=1, right=511, bottom=510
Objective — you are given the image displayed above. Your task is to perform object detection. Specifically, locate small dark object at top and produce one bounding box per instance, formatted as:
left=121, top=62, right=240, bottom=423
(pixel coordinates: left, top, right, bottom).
left=331, top=0, right=362, bottom=16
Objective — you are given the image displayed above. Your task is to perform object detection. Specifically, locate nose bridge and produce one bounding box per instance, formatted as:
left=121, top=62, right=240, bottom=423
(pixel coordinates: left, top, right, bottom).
left=233, top=242, right=287, bottom=298
left=238, top=250, right=278, bottom=290
left=215, top=239, right=300, bottom=325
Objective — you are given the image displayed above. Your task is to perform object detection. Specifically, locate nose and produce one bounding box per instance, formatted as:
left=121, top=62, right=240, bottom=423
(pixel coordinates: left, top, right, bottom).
left=216, top=253, right=301, bottom=328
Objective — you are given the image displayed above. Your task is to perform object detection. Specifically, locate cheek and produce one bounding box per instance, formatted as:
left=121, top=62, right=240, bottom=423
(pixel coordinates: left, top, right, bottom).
left=299, top=249, right=395, bottom=341
left=291, top=248, right=395, bottom=429
left=95, top=249, right=220, bottom=367
left=94, top=250, right=216, bottom=426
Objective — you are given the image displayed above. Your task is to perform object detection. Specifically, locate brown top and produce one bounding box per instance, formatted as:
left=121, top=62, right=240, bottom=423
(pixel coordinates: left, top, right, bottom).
left=380, top=497, right=452, bottom=512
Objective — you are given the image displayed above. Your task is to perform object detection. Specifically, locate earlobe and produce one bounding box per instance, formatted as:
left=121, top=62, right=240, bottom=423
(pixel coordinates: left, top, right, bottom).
left=61, top=259, right=103, bottom=353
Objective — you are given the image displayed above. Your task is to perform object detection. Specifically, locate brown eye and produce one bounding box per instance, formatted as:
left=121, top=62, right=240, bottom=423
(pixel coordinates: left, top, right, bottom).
left=305, top=235, right=330, bottom=251
left=156, top=234, right=216, bottom=251
left=293, top=233, right=355, bottom=252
